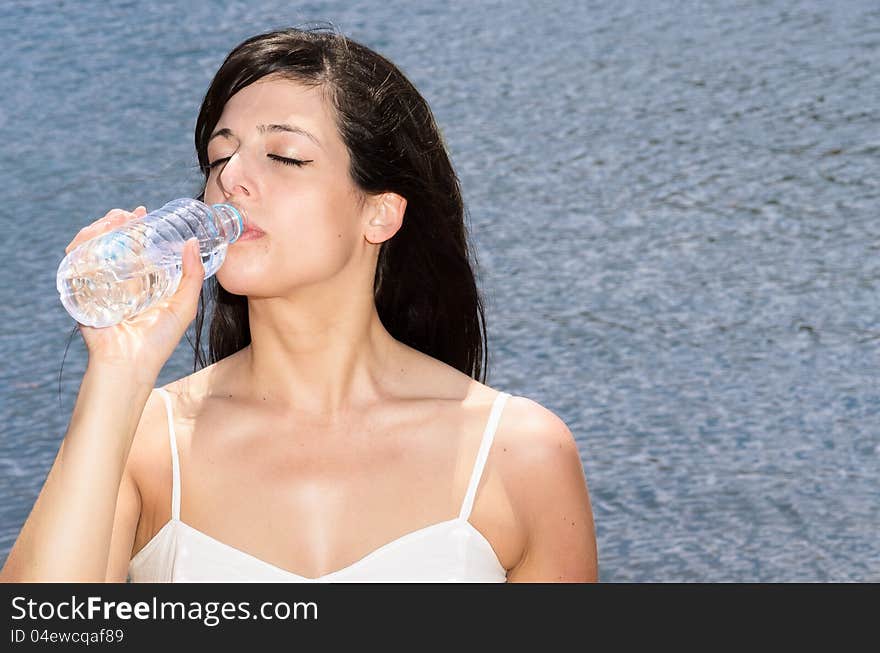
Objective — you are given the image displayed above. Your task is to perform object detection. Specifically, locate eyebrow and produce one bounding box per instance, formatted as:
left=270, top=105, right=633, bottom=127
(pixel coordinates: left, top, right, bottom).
left=208, top=124, right=322, bottom=149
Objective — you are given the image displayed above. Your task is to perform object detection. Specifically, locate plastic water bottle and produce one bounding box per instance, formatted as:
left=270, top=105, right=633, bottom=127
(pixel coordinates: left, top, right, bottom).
left=56, top=198, right=244, bottom=328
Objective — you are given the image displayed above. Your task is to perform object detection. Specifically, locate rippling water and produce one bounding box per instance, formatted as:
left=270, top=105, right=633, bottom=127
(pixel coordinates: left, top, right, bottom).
left=1, top=0, right=878, bottom=581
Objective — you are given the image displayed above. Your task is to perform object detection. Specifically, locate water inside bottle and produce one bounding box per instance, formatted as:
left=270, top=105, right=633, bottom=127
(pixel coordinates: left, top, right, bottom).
left=58, top=257, right=182, bottom=328
left=57, top=217, right=229, bottom=327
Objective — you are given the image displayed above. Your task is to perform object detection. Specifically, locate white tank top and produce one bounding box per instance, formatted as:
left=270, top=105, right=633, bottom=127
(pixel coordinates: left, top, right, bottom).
left=128, top=389, right=512, bottom=582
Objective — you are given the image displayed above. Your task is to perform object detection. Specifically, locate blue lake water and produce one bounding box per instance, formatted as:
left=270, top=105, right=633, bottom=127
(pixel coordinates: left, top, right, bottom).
left=0, top=0, right=878, bottom=581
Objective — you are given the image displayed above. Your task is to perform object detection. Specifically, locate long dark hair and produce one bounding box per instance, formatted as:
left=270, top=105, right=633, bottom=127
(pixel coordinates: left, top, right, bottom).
left=189, top=26, right=488, bottom=382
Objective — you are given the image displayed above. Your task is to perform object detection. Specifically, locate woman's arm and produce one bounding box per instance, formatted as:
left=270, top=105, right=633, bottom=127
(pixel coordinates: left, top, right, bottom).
left=0, top=362, right=152, bottom=582
left=1, top=205, right=206, bottom=582
left=504, top=399, right=599, bottom=583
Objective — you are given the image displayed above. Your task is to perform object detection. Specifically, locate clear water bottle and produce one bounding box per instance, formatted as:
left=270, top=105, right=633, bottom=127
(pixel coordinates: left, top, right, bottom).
left=57, top=198, right=244, bottom=328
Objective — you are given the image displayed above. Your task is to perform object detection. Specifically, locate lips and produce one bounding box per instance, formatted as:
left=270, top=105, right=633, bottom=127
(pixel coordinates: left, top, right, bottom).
left=225, top=202, right=264, bottom=236
left=241, top=211, right=264, bottom=235
left=236, top=220, right=266, bottom=241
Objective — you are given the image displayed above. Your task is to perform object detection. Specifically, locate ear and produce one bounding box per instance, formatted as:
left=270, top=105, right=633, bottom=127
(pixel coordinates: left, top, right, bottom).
left=364, top=192, right=407, bottom=244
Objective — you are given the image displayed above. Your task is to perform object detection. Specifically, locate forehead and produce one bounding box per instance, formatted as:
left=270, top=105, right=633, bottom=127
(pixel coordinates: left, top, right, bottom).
left=215, top=75, right=340, bottom=152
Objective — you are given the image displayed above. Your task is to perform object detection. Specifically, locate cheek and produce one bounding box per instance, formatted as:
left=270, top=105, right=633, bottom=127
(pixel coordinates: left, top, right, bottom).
left=215, top=217, right=359, bottom=295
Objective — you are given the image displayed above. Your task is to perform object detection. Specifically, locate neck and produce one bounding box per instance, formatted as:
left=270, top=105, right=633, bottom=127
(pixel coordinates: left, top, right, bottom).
left=236, top=282, right=403, bottom=420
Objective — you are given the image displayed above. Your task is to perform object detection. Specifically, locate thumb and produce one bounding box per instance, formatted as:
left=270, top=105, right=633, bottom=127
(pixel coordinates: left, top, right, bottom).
left=168, top=238, right=205, bottom=322
left=183, top=237, right=205, bottom=287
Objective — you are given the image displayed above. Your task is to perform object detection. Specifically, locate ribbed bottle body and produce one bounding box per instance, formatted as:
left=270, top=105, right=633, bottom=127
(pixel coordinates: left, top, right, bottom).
left=56, top=198, right=243, bottom=327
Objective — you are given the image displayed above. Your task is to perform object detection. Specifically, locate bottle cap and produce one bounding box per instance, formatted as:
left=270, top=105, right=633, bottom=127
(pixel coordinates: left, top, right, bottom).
left=212, top=203, right=244, bottom=243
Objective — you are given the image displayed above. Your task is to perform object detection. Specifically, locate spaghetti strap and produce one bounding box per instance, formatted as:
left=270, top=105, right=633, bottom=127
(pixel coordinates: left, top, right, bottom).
left=458, top=391, right=511, bottom=521
left=155, top=388, right=181, bottom=521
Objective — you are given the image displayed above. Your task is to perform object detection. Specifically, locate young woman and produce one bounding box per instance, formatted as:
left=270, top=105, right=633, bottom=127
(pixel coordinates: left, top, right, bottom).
left=1, top=27, right=597, bottom=582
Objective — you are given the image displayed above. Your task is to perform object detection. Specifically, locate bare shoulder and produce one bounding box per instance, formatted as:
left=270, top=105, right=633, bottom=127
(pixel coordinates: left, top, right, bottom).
left=125, top=363, right=214, bottom=522
left=126, top=388, right=169, bottom=476
left=492, top=395, right=599, bottom=582
left=492, top=395, right=583, bottom=481
left=128, top=361, right=217, bottom=479
left=124, top=360, right=226, bottom=556
left=124, top=386, right=174, bottom=506
left=496, top=395, right=580, bottom=455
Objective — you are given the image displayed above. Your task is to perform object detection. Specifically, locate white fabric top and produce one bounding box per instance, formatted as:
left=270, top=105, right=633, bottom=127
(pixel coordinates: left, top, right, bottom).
left=128, top=389, right=512, bottom=583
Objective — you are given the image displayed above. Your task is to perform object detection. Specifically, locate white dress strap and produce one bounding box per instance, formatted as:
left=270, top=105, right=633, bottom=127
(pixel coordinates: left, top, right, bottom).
left=458, top=391, right=511, bottom=521
left=156, top=388, right=181, bottom=521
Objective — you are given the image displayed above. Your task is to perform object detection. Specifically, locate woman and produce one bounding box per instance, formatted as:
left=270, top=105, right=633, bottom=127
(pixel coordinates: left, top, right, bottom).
left=1, top=27, right=597, bottom=582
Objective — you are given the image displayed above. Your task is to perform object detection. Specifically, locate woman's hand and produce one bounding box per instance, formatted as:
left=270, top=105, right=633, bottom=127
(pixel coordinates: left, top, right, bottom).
left=64, top=205, right=205, bottom=384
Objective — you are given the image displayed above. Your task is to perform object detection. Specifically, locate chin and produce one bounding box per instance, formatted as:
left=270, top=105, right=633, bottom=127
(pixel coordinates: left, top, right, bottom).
left=215, top=276, right=268, bottom=298
left=215, top=259, right=269, bottom=297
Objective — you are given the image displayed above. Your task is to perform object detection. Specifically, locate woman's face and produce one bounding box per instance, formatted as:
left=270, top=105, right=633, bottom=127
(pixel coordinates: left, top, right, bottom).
left=203, top=74, right=367, bottom=297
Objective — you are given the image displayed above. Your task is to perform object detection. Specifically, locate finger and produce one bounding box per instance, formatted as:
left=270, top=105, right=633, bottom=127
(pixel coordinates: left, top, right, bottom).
left=166, top=238, right=205, bottom=325
left=65, top=207, right=146, bottom=254
left=65, top=211, right=128, bottom=254
left=183, top=238, right=206, bottom=294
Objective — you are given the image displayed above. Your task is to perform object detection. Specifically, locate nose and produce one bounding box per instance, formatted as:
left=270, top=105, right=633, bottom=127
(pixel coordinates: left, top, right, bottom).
left=216, top=151, right=252, bottom=199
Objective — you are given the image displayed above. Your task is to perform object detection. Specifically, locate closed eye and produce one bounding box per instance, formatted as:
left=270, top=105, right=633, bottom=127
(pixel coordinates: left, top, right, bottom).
left=205, top=156, right=230, bottom=171
left=267, top=154, right=314, bottom=167
left=204, top=154, right=313, bottom=172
